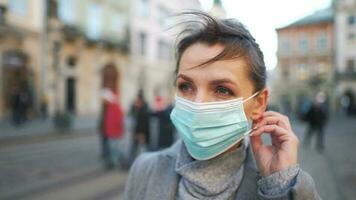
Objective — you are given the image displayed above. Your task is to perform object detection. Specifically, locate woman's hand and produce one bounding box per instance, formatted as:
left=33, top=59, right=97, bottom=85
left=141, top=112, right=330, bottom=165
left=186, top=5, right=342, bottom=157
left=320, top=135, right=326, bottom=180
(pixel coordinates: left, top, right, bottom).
left=250, top=111, right=299, bottom=177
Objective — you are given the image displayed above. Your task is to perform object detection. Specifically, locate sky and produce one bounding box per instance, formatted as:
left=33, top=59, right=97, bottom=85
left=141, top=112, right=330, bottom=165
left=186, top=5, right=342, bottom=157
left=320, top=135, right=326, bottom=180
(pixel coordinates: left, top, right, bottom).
left=200, top=0, right=332, bottom=71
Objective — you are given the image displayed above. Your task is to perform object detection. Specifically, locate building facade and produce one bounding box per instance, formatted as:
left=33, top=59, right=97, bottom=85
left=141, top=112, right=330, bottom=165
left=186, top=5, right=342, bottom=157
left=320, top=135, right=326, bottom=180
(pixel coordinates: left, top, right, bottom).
left=0, top=0, right=45, bottom=120
left=0, top=0, right=131, bottom=121
left=334, top=0, right=356, bottom=114
left=47, top=0, right=130, bottom=116
left=275, top=7, right=335, bottom=114
left=0, top=0, right=202, bottom=121
left=129, top=0, right=201, bottom=108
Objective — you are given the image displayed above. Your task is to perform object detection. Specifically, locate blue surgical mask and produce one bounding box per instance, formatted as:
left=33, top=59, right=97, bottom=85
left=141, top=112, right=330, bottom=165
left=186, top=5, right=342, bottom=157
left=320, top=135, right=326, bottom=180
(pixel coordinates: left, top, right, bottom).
left=170, top=92, right=259, bottom=160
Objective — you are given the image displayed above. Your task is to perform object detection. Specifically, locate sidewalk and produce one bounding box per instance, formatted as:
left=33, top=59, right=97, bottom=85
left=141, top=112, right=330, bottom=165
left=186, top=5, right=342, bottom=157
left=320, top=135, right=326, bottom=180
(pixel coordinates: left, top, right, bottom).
left=291, top=114, right=356, bottom=200
left=0, top=117, right=134, bottom=200
left=0, top=134, right=129, bottom=200
left=24, top=170, right=127, bottom=200
left=0, top=116, right=99, bottom=141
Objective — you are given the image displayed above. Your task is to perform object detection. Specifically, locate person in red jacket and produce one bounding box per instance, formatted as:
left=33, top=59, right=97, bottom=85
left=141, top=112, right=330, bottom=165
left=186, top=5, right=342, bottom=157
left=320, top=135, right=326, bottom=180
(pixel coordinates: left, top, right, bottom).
left=101, top=88, right=125, bottom=169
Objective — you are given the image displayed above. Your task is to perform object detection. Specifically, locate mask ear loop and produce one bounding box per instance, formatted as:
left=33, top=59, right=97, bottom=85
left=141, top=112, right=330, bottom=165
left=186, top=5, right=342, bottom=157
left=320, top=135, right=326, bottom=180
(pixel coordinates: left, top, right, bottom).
left=243, top=90, right=261, bottom=103
left=242, top=90, right=262, bottom=138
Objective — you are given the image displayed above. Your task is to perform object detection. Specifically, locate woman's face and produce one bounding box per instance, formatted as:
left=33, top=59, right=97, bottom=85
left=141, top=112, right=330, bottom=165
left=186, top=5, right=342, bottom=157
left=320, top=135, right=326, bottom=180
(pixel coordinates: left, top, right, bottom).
left=176, top=42, right=268, bottom=120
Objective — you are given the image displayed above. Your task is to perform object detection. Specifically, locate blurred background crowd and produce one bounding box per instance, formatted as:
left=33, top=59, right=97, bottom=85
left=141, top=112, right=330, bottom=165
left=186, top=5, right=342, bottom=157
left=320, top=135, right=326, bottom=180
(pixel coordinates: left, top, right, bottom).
left=0, top=0, right=355, bottom=200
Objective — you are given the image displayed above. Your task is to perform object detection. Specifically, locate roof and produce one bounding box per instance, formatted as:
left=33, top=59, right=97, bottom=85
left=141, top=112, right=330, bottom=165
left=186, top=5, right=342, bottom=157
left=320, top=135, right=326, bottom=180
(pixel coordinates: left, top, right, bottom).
left=278, top=7, right=333, bottom=30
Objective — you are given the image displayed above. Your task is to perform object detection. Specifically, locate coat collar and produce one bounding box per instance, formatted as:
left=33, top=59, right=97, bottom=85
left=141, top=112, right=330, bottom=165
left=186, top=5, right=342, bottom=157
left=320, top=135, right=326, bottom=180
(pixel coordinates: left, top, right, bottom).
left=144, top=140, right=258, bottom=200
left=143, top=141, right=182, bottom=200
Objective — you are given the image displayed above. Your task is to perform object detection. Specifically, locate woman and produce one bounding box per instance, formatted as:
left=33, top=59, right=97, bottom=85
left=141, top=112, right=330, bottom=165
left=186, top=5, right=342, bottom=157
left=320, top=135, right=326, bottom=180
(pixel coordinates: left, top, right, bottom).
left=124, top=12, right=320, bottom=200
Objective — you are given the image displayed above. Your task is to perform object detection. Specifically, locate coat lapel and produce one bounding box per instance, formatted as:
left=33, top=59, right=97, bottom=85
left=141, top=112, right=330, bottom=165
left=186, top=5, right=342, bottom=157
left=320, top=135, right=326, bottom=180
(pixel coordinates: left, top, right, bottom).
left=235, top=145, right=260, bottom=199
left=143, top=141, right=259, bottom=200
left=144, top=141, right=181, bottom=200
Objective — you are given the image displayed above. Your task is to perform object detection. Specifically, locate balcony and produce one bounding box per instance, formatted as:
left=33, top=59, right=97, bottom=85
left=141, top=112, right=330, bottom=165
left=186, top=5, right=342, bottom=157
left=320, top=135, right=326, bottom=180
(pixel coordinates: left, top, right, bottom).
left=335, top=71, right=356, bottom=81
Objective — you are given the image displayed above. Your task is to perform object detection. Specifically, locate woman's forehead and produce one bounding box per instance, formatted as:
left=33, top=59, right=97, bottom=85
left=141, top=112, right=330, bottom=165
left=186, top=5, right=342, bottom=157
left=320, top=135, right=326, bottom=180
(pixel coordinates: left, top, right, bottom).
left=180, top=43, right=224, bottom=67
left=178, top=43, right=250, bottom=80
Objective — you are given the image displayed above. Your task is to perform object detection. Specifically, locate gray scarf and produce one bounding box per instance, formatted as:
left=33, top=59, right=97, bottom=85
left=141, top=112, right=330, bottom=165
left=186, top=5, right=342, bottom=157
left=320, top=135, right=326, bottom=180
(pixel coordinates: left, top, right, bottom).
left=175, top=142, right=247, bottom=200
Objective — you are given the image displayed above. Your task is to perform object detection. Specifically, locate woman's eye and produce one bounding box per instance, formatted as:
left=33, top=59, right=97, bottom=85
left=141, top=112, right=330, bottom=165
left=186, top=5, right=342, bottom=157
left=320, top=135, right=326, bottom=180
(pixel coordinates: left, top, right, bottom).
left=178, top=83, right=193, bottom=93
left=215, top=86, right=234, bottom=96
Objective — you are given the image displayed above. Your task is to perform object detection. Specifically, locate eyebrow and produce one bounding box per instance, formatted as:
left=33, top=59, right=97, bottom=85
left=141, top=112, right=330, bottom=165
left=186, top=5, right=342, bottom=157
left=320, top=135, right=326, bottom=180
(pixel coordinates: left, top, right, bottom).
left=176, top=74, right=193, bottom=82
left=210, top=78, right=239, bottom=87
left=176, top=74, right=239, bottom=87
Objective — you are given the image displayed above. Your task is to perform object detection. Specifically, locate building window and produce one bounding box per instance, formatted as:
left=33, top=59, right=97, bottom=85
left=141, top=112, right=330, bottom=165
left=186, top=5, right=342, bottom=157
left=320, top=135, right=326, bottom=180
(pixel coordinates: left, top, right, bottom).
left=9, top=0, right=28, bottom=16
left=298, top=64, right=308, bottom=80
left=139, top=32, right=147, bottom=56
left=0, top=5, right=6, bottom=24
left=158, top=40, right=172, bottom=60
left=348, top=15, right=355, bottom=25
left=66, top=56, right=77, bottom=68
left=299, top=37, right=308, bottom=53
left=281, top=67, right=289, bottom=79
left=110, top=13, right=125, bottom=36
left=317, top=33, right=327, bottom=51
left=58, top=0, right=75, bottom=24
left=317, top=62, right=327, bottom=75
left=138, top=0, right=149, bottom=17
left=87, top=3, right=103, bottom=40
left=347, top=59, right=355, bottom=73
left=279, top=39, right=290, bottom=54
left=157, top=5, right=170, bottom=26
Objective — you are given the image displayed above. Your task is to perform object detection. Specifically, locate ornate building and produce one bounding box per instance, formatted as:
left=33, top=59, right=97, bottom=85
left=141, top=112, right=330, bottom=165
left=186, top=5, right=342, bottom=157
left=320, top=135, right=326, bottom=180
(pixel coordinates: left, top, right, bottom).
left=0, top=0, right=45, bottom=120
left=334, top=0, right=356, bottom=114
left=275, top=7, right=335, bottom=114
left=129, top=0, right=201, bottom=107
left=0, top=0, right=202, bottom=121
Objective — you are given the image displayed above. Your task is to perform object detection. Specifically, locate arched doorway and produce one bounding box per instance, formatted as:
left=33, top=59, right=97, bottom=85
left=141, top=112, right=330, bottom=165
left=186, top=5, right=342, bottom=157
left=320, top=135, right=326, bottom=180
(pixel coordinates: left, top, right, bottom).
left=1, top=50, right=34, bottom=123
left=101, top=63, right=119, bottom=93
left=342, top=89, right=355, bottom=115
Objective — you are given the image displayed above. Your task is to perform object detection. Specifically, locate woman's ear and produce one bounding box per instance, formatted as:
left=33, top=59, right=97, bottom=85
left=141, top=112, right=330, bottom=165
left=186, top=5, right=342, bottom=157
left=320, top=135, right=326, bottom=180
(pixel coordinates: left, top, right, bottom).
left=251, top=88, right=269, bottom=121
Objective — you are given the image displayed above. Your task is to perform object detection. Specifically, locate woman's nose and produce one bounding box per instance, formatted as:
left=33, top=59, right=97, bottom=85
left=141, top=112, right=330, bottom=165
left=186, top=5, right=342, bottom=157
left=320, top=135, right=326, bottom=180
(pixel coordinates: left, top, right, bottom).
left=194, top=90, right=211, bottom=103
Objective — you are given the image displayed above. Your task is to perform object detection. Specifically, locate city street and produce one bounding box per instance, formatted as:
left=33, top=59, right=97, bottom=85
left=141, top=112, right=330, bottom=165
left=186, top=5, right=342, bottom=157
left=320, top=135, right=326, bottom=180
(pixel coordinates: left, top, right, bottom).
left=0, top=115, right=355, bottom=200
left=0, top=133, right=129, bottom=200
left=0, top=0, right=355, bottom=199
left=293, top=115, right=356, bottom=200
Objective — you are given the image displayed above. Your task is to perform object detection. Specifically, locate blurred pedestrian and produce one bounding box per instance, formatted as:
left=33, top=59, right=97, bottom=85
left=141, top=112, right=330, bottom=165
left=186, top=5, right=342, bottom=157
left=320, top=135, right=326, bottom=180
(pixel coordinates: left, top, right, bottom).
left=99, top=88, right=125, bottom=169
left=303, top=92, right=328, bottom=152
left=341, top=91, right=356, bottom=116
left=152, top=96, right=175, bottom=150
left=40, top=95, right=48, bottom=120
left=11, top=85, right=30, bottom=126
left=129, top=91, right=151, bottom=163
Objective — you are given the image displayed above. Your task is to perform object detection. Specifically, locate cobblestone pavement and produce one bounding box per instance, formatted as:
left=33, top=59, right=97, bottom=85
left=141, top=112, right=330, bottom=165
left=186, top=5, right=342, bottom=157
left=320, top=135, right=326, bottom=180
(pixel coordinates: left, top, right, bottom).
left=292, top=115, right=356, bottom=200
left=0, top=135, right=128, bottom=200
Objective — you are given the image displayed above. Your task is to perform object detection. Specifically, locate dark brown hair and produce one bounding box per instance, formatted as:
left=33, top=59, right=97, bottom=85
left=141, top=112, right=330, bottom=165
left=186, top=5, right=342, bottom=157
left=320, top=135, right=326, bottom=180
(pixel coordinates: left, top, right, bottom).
left=175, top=11, right=266, bottom=92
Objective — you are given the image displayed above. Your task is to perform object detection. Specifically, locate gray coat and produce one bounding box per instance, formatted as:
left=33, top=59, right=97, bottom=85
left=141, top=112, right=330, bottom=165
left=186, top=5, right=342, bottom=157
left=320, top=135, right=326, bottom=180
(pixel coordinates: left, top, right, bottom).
left=124, top=141, right=320, bottom=200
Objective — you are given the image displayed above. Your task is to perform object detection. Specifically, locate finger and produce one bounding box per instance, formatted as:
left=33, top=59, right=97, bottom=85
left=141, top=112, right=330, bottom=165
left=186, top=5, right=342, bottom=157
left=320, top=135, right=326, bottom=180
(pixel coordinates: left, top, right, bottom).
left=263, top=111, right=289, bottom=120
left=271, top=133, right=282, bottom=148
left=253, top=124, right=299, bottom=147
left=250, top=133, right=263, bottom=153
left=252, top=118, right=262, bottom=129
left=251, top=124, right=290, bottom=138
left=256, top=116, right=292, bottom=131
left=262, top=112, right=292, bottom=130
